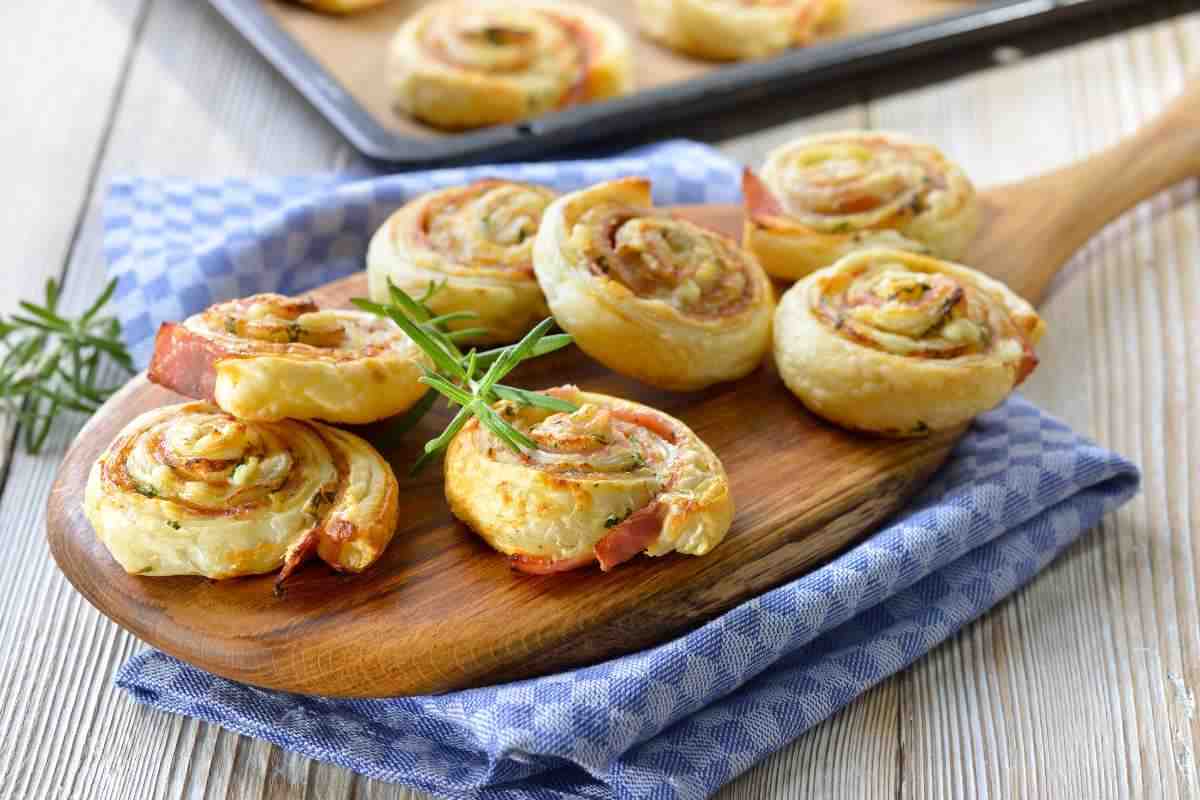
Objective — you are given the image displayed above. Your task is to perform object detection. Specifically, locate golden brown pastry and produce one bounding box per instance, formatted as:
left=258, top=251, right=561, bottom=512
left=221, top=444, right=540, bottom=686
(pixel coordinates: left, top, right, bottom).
left=367, top=180, right=555, bottom=344
left=83, top=402, right=400, bottom=582
left=533, top=177, right=775, bottom=391
left=444, top=386, right=733, bottom=573
left=147, top=294, right=428, bottom=425
left=635, top=0, right=841, bottom=61
left=774, top=248, right=1045, bottom=436
left=290, top=0, right=391, bottom=14
left=389, top=1, right=634, bottom=130
left=744, top=131, right=980, bottom=281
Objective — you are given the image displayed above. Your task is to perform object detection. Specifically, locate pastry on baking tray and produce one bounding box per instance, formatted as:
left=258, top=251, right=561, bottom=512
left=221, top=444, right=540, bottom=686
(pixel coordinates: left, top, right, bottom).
left=388, top=1, right=634, bottom=130
left=289, top=0, right=391, bottom=14
left=774, top=248, right=1044, bottom=436
left=444, top=386, right=733, bottom=573
left=148, top=294, right=428, bottom=425
left=367, top=180, right=555, bottom=344
left=743, top=131, right=980, bottom=281
left=635, top=0, right=840, bottom=61
left=83, top=402, right=400, bottom=582
left=533, top=177, right=775, bottom=391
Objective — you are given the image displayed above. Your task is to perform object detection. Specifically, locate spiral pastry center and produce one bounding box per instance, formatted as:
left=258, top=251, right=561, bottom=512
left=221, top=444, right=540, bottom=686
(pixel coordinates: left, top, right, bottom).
left=424, top=183, right=555, bottom=273
left=116, top=409, right=326, bottom=515
left=490, top=400, right=675, bottom=478
left=191, top=294, right=405, bottom=359
left=814, top=260, right=1033, bottom=360
left=574, top=205, right=753, bottom=316
left=423, top=8, right=587, bottom=103
left=774, top=141, right=949, bottom=228
left=216, top=296, right=344, bottom=347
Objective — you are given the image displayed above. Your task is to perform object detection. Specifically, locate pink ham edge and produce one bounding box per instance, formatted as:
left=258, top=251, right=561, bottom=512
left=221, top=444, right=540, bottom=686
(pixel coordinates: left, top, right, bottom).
left=742, top=167, right=786, bottom=219
left=146, top=322, right=224, bottom=402
left=594, top=502, right=666, bottom=572
left=509, top=551, right=597, bottom=575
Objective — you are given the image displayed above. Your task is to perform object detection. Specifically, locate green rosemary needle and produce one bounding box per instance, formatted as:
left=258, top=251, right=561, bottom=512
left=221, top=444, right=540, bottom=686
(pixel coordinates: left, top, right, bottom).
left=352, top=280, right=576, bottom=473
left=0, top=277, right=136, bottom=454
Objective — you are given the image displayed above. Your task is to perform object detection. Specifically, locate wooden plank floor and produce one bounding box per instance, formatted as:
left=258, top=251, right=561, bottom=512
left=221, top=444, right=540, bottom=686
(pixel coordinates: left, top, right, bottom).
left=0, top=2, right=1196, bottom=797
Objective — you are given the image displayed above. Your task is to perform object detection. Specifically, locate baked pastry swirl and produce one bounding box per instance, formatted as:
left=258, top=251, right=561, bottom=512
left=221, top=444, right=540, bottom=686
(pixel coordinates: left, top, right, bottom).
left=533, top=177, right=775, bottom=390
left=444, top=386, right=733, bottom=573
left=774, top=248, right=1045, bottom=436
left=744, top=131, right=980, bottom=280
left=148, top=294, right=428, bottom=425
left=635, top=0, right=843, bottom=61
left=388, top=1, right=634, bottom=130
left=83, top=402, right=400, bottom=581
left=367, top=180, right=555, bottom=343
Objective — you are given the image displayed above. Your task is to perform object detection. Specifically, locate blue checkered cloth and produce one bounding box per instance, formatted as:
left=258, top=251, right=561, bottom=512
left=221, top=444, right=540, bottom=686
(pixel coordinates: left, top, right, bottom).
left=106, top=141, right=1140, bottom=800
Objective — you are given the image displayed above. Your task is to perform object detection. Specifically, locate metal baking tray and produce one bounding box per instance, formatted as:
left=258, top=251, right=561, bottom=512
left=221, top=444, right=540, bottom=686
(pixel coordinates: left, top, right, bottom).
left=209, top=0, right=1137, bottom=166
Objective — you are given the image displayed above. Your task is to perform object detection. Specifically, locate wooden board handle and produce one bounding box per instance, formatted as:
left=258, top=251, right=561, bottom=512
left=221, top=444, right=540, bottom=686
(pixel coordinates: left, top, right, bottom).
left=976, top=80, right=1200, bottom=302
left=1058, top=79, right=1200, bottom=224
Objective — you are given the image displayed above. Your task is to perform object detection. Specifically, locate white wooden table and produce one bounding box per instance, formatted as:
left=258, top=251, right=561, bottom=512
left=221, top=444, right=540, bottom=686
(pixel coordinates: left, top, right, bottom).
left=2, top=2, right=1198, bottom=797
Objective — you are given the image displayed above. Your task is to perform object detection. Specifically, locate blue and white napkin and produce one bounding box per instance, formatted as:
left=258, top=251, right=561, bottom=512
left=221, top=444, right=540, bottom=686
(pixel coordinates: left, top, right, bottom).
left=105, top=141, right=1140, bottom=800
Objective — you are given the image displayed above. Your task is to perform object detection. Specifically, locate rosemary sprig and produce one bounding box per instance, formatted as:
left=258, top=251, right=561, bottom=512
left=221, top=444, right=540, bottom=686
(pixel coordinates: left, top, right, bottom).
left=0, top=277, right=135, bottom=454
left=352, top=280, right=576, bottom=473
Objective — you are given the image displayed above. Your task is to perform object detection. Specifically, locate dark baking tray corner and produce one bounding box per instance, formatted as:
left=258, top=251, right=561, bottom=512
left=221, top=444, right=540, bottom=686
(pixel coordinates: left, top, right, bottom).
left=209, top=0, right=1141, bottom=167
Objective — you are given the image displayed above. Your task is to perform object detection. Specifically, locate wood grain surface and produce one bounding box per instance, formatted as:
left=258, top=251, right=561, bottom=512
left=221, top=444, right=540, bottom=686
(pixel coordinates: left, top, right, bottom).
left=263, top=0, right=975, bottom=138
left=2, top=1, right=1198, bottom=797
left=44, top=203, right=963, bottom=697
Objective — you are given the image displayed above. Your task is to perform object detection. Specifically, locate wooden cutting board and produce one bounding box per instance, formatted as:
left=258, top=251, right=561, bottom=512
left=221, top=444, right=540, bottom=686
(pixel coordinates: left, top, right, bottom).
left=46, top=83, right=1199, bottom=698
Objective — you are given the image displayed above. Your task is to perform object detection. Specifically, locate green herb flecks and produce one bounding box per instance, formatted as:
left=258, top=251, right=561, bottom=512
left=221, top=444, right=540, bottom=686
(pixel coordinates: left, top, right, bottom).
left=604, top=508, right=632, bottom=528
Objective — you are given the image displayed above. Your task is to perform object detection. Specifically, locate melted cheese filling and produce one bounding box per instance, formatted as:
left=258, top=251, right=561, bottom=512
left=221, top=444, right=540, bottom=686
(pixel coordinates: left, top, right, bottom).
left=568, top=204, right=755, bottom=317
left=422, top=7, right=587, bottom=110
left=814, top=259, right=1030, bottom=360
left=488, top=400, right=674, bottom=482
left=422, top=182, right=556, bottom=273
left=769, top=138, right=961, bottom=232
left=187, top=295, right=407, bottom=361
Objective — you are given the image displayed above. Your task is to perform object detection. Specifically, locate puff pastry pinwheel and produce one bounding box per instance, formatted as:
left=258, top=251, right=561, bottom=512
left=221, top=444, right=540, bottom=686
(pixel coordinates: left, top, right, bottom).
left=148, top=294, right=428, bottom=425
left=635, top=0, right=842, bottom=61
left=774, top=248, right=1045, bottom=436
left=367, top=180, right=555, bottom=344
left=289, top=0, right=391, bottom=14
left=743, top=131, right=981, bottom=281
left=444, top=386, right=733, bottom=573
left=83, top=402, right=400, bottom=582
left=388, top=1, right=634, bottom=130
left=533, top=177, right=775, bottom=391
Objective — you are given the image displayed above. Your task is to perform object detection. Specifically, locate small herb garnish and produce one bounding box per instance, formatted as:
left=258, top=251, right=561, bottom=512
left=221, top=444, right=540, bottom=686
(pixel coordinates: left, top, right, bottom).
left=166, top=520, right=181, bottom=530
left=225, top=316, right=238, bottom=334
left=604, top=509, right=632, bottom=528
left=0, top=277, right=135, bottom=454
left=353, top=280, right=576, bottom=473
left=135, top=483, right=158, bottom=498
left=286, top=322, right=303, bottom=343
